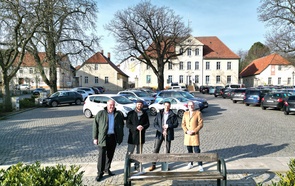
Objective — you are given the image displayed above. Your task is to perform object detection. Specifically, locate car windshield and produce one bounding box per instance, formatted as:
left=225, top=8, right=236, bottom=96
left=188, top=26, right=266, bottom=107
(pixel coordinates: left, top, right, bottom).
left=134, top=91, right=149, bottom=97
left=50, top=92, right=60, bottom=97
left=175, top=97, right=189, bottom=102
left=112, top=96, right=133, bottom=104
left=179, top=91, right=194, bottom=99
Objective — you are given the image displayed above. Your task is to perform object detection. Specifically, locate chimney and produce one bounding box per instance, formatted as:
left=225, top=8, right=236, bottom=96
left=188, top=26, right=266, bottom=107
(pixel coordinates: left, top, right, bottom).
left=108, top=52, right=110, bottom=59
left=101, top=50, right=104, bottom=54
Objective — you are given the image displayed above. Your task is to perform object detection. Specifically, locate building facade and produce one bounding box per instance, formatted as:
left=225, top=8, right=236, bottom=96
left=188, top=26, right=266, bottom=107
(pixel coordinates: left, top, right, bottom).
left=119, top=36, right=240, bottom=90
left=76, top=51, right=129, bottom=92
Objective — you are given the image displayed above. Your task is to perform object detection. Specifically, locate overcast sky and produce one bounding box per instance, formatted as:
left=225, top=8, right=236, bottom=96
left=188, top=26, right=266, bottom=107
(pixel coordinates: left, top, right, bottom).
left=95, top=0, right=268, bottom=64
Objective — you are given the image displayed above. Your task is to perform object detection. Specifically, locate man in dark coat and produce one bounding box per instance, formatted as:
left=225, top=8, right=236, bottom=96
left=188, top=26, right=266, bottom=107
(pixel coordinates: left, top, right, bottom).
left=93, top=99, right=124, bottom=182
left=148, top=100, right=179, bottom=171
left=126, top=100, right=150, bottom=171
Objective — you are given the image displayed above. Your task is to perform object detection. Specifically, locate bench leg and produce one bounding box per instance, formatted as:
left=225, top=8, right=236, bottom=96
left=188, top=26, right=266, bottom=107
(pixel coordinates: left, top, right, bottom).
left=217, top=179, right=220, bottom=186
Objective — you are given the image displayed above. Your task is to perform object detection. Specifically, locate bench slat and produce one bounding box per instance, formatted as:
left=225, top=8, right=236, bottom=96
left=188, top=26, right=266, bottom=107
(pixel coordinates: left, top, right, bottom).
left=129, top=171, right=224, bottom=181
left=129, top=153, right=218, bottom=163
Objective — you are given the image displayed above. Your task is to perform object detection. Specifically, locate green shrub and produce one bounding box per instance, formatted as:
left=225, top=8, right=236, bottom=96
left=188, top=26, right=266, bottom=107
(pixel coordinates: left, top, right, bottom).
left=0, top=162, right=84, bottom=186
left=258, top=159, right=295, bottom=186
left=20, top=97, right=36, bottom=108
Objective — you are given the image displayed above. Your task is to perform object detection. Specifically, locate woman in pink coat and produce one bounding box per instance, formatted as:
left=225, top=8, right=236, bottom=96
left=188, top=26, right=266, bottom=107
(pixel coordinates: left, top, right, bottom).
left=181, top=100, right=204, bottom=172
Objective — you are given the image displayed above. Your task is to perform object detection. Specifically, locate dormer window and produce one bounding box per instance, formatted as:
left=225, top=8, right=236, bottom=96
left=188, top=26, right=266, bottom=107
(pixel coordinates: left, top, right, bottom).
left=187, top=48, right=191, bottom=56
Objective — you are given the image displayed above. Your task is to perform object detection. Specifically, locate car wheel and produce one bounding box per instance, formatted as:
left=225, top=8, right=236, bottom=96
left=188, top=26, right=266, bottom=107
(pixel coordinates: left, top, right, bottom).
left=245, top=103, right=249, bottom=106
left=233, top=100, right=237, bottom=103
left=84, top=109, right=93, bottom=118
left=75, top=99, right=82, bottom=105
left=214, top=95, right=217, bottom=97
left=177, top=110, right=185, bottom=118
left=51, top=101, right=58, bottom=107
left=149, top=107, right=157, bottom=116
left=284, top=110, right=289, bottom=115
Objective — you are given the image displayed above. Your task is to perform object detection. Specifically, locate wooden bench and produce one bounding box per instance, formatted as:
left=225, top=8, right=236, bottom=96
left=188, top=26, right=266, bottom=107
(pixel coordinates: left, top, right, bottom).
left=124, top=153, right=227, bottom=186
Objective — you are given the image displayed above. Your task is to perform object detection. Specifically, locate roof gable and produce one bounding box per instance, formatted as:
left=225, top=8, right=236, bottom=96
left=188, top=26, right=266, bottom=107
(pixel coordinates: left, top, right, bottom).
left=240, top=53, right=291, bottom=77
left=196, top=36, right=240, bottom=59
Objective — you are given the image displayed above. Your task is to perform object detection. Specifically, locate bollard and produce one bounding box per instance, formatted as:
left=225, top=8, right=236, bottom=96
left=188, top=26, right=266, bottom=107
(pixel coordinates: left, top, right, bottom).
left=15, top=97, right=20, bottom=110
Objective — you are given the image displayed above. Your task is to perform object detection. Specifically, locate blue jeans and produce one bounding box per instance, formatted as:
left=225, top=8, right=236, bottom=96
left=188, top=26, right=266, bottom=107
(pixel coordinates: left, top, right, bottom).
left=186, top=146, right=202, bottom=166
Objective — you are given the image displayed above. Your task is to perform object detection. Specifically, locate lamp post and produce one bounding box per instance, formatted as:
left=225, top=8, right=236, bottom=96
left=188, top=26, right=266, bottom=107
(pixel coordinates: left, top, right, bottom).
left=62, top=72, right=65, bottom=90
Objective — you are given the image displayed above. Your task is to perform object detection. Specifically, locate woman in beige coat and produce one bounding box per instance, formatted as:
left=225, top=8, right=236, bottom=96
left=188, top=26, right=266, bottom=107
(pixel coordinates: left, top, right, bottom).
left=181, top=101, right=204, bottom=171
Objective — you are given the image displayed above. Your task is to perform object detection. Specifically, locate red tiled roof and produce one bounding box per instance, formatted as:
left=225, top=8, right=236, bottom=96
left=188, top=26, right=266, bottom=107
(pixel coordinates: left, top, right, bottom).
left=240, top=53, right=291, bottom=77
left=83, top=52, right=128, bottom=77
left=196, top=36, right=240, bottom=59
left=20, top=52, right=49, bottom=67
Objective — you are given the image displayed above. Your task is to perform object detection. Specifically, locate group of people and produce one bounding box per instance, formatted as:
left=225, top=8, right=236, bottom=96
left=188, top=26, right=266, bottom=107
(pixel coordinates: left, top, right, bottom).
left=92, top=99, right=204, bottom=182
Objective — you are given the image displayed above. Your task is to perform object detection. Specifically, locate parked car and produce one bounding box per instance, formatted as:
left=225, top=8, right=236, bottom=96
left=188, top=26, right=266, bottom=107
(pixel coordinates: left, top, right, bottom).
left=32, top=88, right=47, bottom=96
left=199, top=86, right=209, bottom=94
left=72, top=87, right=95, bottom=95
left=149, top=97, right=199, bottom=118
left=75, top=90, right=88, bottom=101
left=155, top=90, right=208, bottom=111
left=213, top=86, right=224, bottom=97
left=15, top=84, right=30, bottom=90
left=120, top=93, right=149, bottom=110
left=244, top=89, right=269, bottom=106
left=170, top=85, right=188, bottom=91
left=41, top=91, right=83, bottom=107
left=91, top=87, right=100, bottom=94
left=117, top=90, right=155, bottom=105
left=208, top=86, right=215, bottom=95
left=83, top=94, right=135, bottom=118
left=95, top=86, right=105, bottom=93
left=225, top=84, right=244, bottom=89
left=282, top=95, right=295, bottom=115
left=261, top=92, right=291, bottom=110
left=222, top=88, right=234, bottom=99
left=231, top=88, right=247, bottom=103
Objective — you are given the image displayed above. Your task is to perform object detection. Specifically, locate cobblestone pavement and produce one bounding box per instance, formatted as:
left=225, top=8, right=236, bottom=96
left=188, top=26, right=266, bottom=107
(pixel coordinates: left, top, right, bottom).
left=0, top=93, right=294, bottom=185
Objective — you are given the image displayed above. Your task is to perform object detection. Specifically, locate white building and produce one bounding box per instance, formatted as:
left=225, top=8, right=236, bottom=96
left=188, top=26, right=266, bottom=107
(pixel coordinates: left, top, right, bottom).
left=240, top=53, right=295, bottom=87
left=119, top=36, right=240, bottom=90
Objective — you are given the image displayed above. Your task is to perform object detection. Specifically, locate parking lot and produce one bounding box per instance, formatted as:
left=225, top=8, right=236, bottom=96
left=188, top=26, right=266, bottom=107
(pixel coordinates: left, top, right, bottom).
left=0, top=92, right=294, bottom=167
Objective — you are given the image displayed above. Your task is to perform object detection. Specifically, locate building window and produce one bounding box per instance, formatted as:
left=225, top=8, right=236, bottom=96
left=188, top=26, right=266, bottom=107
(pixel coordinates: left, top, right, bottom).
left=195, top=75, right=199, bottom=83
left=167, top=75, right=172, bottom=84
left=168, top=62, right=172, bottom=70
left=95, top=77, right=98, bottom=84
left=195, top=61, right=199, bottom=70
left=187, top=48, right=191, bottom=56
left=19, top=68, right=23, bottom=74
left=105, top=77, right=109, bottom=84
left=288, top=77, right=291, bottom=85
left=146, top=75, right=151, bottom=83
left=187, top=61, right=191, bottom=70
left=179, top=61, right=183, bottom=70
left=29, top=68, right=33, bottom=74
left=179, top=48, right=184, bottom=55
left=268, top=77, right=272, bottom=85
left=146, top=64, right=150, bottom=69
left=216, top=62, right=221, bottom=70
left=216, top=75, right=221, bottom=83
left=179, top=75, right=183, bottom=83
left=95, top=64, right=98, bottom=70
left=84, top=76, right=88, bottom=84
left=278, top=77, right=281, bottom=85
left=278, top=65, right=282, bottom=71
left=195, top=48, right=199, bottom=56
left=205, top=75, right=210, bottom=85
left=227, top=62, right=231, bottom=70
left=206, top=62, right=210, bottom=70
left=227, top=75, right=231, bottom=84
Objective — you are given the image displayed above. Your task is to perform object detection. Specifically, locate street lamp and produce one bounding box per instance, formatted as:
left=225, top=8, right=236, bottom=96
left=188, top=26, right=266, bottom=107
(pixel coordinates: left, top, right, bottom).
left=62, top=72, right=65, bottom=90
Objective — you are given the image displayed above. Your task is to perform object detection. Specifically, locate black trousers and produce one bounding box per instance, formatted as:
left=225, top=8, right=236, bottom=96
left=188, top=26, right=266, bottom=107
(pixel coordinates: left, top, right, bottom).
left=97, top=134, right=116, bottom=176
left=151, top=135, right=171, bottom=166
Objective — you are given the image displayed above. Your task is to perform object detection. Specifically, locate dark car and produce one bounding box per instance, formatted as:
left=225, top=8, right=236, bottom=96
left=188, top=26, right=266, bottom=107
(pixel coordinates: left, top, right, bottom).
left=32, top=88, right=46, bottom=96
left=41, top=90, right=83, bottom=107
left=155, top=90, right=208, bottom=111
left=213, top=86, right=224, bottom=97
left=231, top=88, right=247, bottom=103
left=261, top=92, right=291, bottom=110
left=199, top=86, right=209, bottom=94
left=222, top=88, right=234, bottom=99
left=120, top=93, right=149, bottom=110
left=283, top=95, right=295, bottom=115
left=244, top=89, right=269, bottom=106
left=95, top=86, right=105, bottom=93
left=91, top=87, right=100, bottom=94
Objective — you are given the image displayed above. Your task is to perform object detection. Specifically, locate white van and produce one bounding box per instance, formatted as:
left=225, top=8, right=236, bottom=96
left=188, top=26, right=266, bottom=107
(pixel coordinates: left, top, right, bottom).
left=225, top=84, right=244, bottom=89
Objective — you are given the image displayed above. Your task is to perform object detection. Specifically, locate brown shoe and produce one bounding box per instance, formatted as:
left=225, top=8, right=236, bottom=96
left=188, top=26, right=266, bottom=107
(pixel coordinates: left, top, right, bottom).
left=148, top=165, right=156, bottom=171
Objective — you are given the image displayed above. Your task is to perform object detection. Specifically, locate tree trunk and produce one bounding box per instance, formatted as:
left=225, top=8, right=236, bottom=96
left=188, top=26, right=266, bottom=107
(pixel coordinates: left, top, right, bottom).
left=2, top=76, right=13, bottom=112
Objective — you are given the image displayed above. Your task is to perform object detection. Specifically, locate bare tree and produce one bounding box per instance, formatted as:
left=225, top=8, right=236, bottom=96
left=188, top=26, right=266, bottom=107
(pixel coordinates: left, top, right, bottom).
left=0, top=1, right=41, bottom=112
left=27, top=0, right=100, bottom=94
left=105, top=1, right=191, bottom=90
left=258, top=0, right=295, bottom=58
